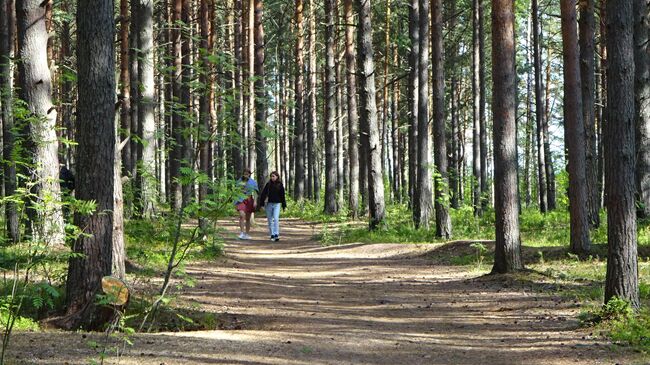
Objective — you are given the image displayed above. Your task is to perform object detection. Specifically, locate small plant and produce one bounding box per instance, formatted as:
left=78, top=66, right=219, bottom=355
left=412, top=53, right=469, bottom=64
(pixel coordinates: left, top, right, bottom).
left=469, top=242, right=488, bottom=269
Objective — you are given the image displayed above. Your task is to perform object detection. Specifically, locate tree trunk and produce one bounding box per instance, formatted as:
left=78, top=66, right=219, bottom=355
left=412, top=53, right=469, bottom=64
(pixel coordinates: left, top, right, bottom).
left=199, top=0, right=213, bottom=231
left=119, top=0, right=131, bottom=179
left=293, top=0, right=305, bottom=200
left=308, top=0, right=318, bottom=200
left=233, top=0, right=244, bottom=176
left=604, top=0, right=639, bottom=309
left=491, top=0, right=523, bottom=274
left=254, top=0, right=268, bottom=186
left=561, top=0, right=591, bottom=255
left=531, top=0, right=547, bottom=212
left=543, top=43, right=556, bottom=210
left=408, top=0, right=419, bottom=214
left=324, top=0, right=338, bottom=214
left=247, top=0, right=255, bottom=171
left=345, top=0, right=359, bottom=218
left=478, top=1, right=490, bottom=210
left=414, top=0, right=432, bottom=229
left=1, top=0, right=18, bottom=243
left=170, top=0, right=183, bottom=210
left=635, top=0, right=650, bottom=218
left=63, top=0, right=115, bottom=329
left=579, top=0, right=599, bottom=227
left=356, top=0, right=385, bottom=229
left=472, top=0, right=481, bottom=216
left=128, top=0, right=139, bottom=183
left=16, top=0, right=64, bottom=246
left=432, top=0, right=451, bottom=238
left=138, top=0, right=156, bottom=218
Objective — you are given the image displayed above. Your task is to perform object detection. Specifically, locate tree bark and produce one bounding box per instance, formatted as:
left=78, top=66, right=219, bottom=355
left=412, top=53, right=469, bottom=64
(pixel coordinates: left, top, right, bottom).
left=472, top=0, right=481, bottom=216
left=356, top=0, right=385, bottom=229
left=16, top=0, right=64, bottom=246
left=605, top=0, right=639, bottom=309
left=579, top=0, right=599, bottom=227
left=635, top=0, right=650, bottom=218
left=120, top=0, right=131, bottom=178
left=199, top=0, right=213, bottom=231
left=308, top=0, right=319, bottom=200
left=432, top=0, right=451, bottom=237
left=63, top=0, right=115, bottom=329
left=491, top=0, right=523, bottom=274
left=345, top=0, right=359, bottom=218
left=414, top=0, right=432, bottom=229
left=254, top=0, right=268, bottom=186
left=324, top=0, right=338, bottom=214
left=138, top=0, right=156, bottom=218
left=1, top=0, right=18, bottom=243
left=293, top=0, right=305, bottom=200
left=478, top=0, right=488, bottom=211
left=561, top=0, right=591, bottom=255
left=408, top=0, right=419, bottom=214
left=531, top=0, right=547, bottom=212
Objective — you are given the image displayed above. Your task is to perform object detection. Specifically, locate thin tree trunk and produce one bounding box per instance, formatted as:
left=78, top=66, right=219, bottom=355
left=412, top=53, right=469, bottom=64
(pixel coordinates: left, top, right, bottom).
left=233, top=0, right=244, bottom=176
left=491, top=0, right=523, bottom=273
left=472, top=0, right=481, bottom=215
left=414, top=0, right=432, bottom=229
left=478, top=0, right=488, bottom=211
left=1, top=0, right=18, bottom=243
left=604, top=0, right=639, bottom=309
left=561, top=0, right=591, bottom=255
left=293, top=0, right=305, bottom=200
left=254, top=0, right=268, bottom=186
left=635, top=0, right=650, bottom=218
left=138, top=0, right=156, bottom=218
left=356, top=0, right=385, bottom=229
left=324, top=0, right=338, bottom=213
left=120, top=0, right=131, bottom=178
left=199, top=0, right=213, bottom=231
left=532, top=0, right=547, bottom=212
left=308, top=0, right=318, bottom=200
left=345, top=0, right=359, bottom=218
left=408, top=0, right=419, bottom=214
left=579, top=0, right=599, bottom=227
left=543, top=43, right=556, bottom=210
left=432, top=0, right=451, bottom=237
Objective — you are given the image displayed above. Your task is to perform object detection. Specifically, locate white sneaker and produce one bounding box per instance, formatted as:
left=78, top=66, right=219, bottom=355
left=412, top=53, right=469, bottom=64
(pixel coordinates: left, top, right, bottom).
left=243, top=233, right=252, bottom=240
left=238, top=232, right=246, bottom=240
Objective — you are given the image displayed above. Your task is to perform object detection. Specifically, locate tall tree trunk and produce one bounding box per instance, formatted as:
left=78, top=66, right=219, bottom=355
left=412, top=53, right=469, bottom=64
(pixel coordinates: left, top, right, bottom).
left=580, top=0, right=599, bottom=227
left=233, top=0, right=244, bottom=175
left=63, top=0, right=115, bottom=330
left=491, top=0, right=523, bottom=273
left=561, top=0, right=591, bottom=255
left=1, top=0, right=18, bottom=243
left=170, top=0, right=183, bottom=210
left=448, top=0, right=459, bottom=210
left=408, top=0, right=419, bottom=214
left=345, top=0, right=359, bottom=218
left=138, top=0, right=156, bottom=218
left=308, top=0, right=318, bottom=200
left=356, top=0, right=385, bottom=229
left=543, top=43, right=556, bottom=210
left=254, top=0, right=268, bottom=186
left=432, top=0, right=451, bottom=237
left=293, top=0, right=305, bottom=200
left=604, top=0, right=639, bottom=309
left=472, top=0, right=481, bottom=216
left=391, top=47, right=401, bottom=202
left=16, top=0, right=64, bottom=246
left=179, top=0, right=192, bottom=206
left=199, top=0, right=213, bottom=231
left=478, top=0, right=488, bottom=211
left=598, top=0, right=606, bottom=213
left=414, top=0, right=432, bottom=229
left=247, top=0, right=255, bottom=171
left=635, top=0, right=650, bottom=218
left=129, top=0, right=139, bottom=183
left=120, top=0, right=131, bottom=178
left=531, top=0, right=547, bottom=212
left=324, top=0, right=338, bottom=214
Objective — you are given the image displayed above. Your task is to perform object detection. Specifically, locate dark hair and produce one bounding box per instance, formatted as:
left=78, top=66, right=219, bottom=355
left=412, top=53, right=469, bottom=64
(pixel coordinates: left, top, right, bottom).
left=269, top=171, right=282, bottom=184
left=242, top=168, right=252, bottom=175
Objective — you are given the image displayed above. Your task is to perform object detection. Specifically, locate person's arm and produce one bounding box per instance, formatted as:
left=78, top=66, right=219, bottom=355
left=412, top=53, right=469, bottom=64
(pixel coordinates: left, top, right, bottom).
left=258, top=183, right=269, bottom=207
left=280, top=184, right=287, bottom=210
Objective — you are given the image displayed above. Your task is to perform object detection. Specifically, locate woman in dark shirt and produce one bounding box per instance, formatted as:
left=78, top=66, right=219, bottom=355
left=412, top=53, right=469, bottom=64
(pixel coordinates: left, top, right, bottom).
left=257, top=171, right=287, bottom=241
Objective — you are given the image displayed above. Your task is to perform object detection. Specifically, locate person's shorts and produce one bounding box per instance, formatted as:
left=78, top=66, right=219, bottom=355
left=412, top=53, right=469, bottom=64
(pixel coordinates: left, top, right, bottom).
left=236, top=197, right=255, bottom=214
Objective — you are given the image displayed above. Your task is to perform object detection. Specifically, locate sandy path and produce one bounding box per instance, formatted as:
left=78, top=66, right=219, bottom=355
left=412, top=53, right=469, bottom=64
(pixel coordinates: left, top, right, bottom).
left=6, top=218, right=642, bottom=364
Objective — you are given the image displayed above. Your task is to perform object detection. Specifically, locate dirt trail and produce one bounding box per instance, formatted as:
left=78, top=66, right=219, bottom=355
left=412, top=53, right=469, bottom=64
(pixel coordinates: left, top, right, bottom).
left=7, top=218, right=643, bottom=364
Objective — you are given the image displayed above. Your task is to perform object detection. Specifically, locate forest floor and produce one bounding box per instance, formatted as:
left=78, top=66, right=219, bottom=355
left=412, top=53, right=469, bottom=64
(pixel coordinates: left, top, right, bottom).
left=5, top=218, right=647, bottom=365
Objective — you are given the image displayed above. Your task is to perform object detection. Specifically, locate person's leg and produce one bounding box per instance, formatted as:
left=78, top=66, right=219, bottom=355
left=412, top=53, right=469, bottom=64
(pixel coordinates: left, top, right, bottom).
left=266, top=205, right=273, bottom=238
left=272, top=203, right=280, bottom=238
left=238, top=209, right=246, bottom=233
left=245, top=212, right=252, bottom=234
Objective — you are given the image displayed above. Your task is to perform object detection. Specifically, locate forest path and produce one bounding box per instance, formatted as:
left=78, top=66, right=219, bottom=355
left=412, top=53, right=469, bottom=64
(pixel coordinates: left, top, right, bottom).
left=8, top=218, right=641, bottom=364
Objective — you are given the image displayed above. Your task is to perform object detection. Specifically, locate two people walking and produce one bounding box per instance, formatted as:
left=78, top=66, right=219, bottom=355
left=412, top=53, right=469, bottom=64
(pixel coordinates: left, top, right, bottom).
left=235, top=169, right=286, bottom=241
